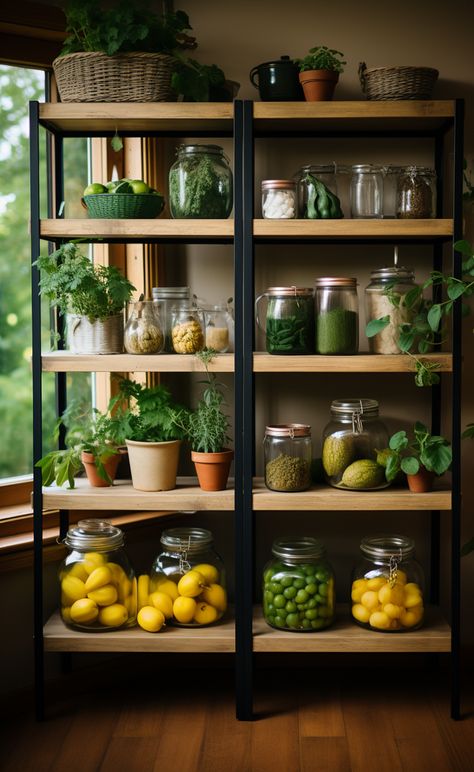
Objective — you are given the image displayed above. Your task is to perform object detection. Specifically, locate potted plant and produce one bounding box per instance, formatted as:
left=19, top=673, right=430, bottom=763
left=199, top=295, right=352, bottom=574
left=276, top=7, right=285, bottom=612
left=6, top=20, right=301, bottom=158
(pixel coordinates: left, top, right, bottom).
left=34, top=242, right=135, bottom=354
left=384, top=422, right=452, bottom=492
left=171, top=58, right=239, bottom=102
left=113, top=378, right=189, bottom=491
left=295, top=46, right=346, bottom=101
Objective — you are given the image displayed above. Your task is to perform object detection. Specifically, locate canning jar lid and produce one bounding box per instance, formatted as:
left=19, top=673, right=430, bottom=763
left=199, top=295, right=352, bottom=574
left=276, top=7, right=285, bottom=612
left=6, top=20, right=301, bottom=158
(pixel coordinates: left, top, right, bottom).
left=265, top=423, right=311, bottom=438
left=261, top=179, right=296, bottom=190
left=264, top=286, right=313, bottom=297
left=400, top=165, right=436, bottom=177
left=314, top=277, right=357, bottom=288
left=369, top=266, right=415, bottom=281
left=152, top=286, right=190, bottom=299
left=160, top=527, right=214, bottom=554
left=64, top=519, right=124, bottom=550
left=330, top=398, right=379, bottom=418
left=176, top=144, right=225, bottom=156
left=272, top=536, right=326, bottom=562
left=351, top=164, right=384, bottom=172
left=360, top=534, right=415, bottom=560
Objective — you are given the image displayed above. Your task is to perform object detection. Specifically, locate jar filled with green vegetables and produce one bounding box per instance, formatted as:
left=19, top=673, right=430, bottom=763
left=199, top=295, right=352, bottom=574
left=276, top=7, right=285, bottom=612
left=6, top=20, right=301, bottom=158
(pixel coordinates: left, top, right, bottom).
left=264, top=424, right=312, bottom=492
left=169, top=144, right=233, bottom=219
left=296, top=164, right=343, bottom=219
left=314, top=277, right=358, bottom=354
left=255, top=286, right=314, bottom=355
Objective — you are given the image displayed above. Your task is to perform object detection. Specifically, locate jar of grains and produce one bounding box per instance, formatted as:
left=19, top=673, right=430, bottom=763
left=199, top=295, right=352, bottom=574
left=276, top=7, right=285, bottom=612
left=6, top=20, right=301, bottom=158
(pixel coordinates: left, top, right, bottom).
left=396, top=166, right=436, bottom=218
left=152, top=286, right=190, bottom=352
left=264, top=424, right=312, bottom=492
left=204, top=305, right=230, bottom=352
left=124, top=300, right=164, bottom=354
left=314, top=277, right=358, bottom=354
left=261, top=179, right=297, bottom=218
left=365, top=265, right=420, bottom=354
left=171, top=303, right=204, bottom=354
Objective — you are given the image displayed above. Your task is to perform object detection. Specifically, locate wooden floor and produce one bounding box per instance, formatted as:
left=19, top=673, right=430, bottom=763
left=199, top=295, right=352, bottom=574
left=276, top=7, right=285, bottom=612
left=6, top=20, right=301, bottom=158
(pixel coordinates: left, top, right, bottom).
left=1, top=659, right=473, bottom=772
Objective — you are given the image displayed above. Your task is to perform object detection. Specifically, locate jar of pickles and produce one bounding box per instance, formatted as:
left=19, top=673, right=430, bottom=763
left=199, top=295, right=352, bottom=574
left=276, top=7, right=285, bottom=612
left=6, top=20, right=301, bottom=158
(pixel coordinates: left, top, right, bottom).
left=150, top=527, right=227, bottom=627
left=255, top=286, right=314, bottom=355
left=264, top=424, right=312, bottom=492
left=351, top=534, right=425, bottom=632
left=262, top=537, right=335, bottom=631
left=396, top=166, right=436, bottom=219
left=124, top=300, right=164, bottom=354
left=321, top=399, right=390, bottom=490
left=171, top=303, right=204, bottom=354
left=58, top=519, right=137, bottom=631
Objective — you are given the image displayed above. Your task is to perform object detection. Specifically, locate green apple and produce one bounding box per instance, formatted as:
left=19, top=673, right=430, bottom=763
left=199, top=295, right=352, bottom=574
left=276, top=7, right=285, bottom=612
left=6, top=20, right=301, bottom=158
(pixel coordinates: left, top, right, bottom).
left=129, top=179, right=150, bottom=194
left=83, top=182, right=107, bottom=196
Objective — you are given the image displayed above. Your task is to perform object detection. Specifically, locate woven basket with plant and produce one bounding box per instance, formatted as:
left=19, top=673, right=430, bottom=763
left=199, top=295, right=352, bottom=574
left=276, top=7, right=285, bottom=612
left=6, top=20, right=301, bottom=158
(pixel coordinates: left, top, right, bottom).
left=359, top=62, right=439, bottom=101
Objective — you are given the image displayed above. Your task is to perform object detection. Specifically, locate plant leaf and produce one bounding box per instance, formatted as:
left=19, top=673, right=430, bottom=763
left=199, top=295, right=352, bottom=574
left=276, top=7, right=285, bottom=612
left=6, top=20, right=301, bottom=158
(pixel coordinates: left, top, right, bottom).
left=401, top=456, right=419, bottom=475
left=454, top=239, right=473, bottom=257
left=447, top=280, right=467, bottom=300
left=111, top=131, right=123, bottom=152
left=427, top=304, right=442, bottom=332
left=421, top=443, right=452, bottom=476
left=365, top=316, right=390, bottom=337
left=389, top=431, right=408, bottom=452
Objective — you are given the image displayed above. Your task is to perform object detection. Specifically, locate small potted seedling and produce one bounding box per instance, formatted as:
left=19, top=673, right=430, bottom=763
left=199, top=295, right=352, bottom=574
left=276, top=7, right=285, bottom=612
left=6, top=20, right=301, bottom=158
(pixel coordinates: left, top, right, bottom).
left=296, top=46, right=346, bottom=101
left=385, top=422, right=452, bottom=492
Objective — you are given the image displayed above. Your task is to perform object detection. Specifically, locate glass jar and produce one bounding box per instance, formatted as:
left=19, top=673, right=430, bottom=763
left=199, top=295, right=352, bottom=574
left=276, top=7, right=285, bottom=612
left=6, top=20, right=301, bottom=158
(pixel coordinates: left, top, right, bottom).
left=314, top=277, right=358, bottom=354
left=169, top=144, right=233, bottom=219
left=264, top=424, right=312, bottom=492
left=350, top=164, right=384, bottom=218
left=365, top=266, right=420, bottom=354
left=255, top=286, right=314, bottom=355
left=124, top=300, right=164, bottom=354
left=152, top=286, right=190, bottom=353
left=321, top=399, right=390, bottom=489
left=58, top=519, right=137, bottom=632
left=351, top=534, right=425, bottom=632
left=396, top=166, right=436, bottom=218
left=382, top=165, right=403, bottom=218
left=295, top=164, right=339, bottom=218
left=261, top=179, right=296, bottom=219
left=262, top=537, right=335, bottom=631
left=171, top=302, right=204, bottom=354
left=150, top=527, right=226, bottom=627
left=204, top=304, right=230, bottom=352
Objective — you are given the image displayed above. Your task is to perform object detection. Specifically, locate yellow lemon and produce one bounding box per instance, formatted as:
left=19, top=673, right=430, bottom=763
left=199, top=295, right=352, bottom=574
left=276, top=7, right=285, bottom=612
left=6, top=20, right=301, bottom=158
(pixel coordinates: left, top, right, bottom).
left=70, top=598, right=98, bottom=624
left=201, top=583, right=227, bottom=613
left=98, top=603, right=128, bottom=628
left=384, top=603, right=403, bottom=619
left=366, top=576, right=386, bottom=591
left=125, top=593, right=137, bottom=617
left=106, top=562, right=125, bottom=583
left=155, top=578, right=180, bottom=601
left=61, top=606, right=72, bottom=624
left=177, top=570, right=205, bottom=598
left=138, top=574, right=150, bottom=610
left=66, top=562, right=89, bottom=582
left=84, top=565, right=113, bottom=593
left=396, top=570, right=408, bottom=585
left=87, top=584, right=118, bottom=607
left=149, top=591, right=173, bottom=619
left=351, top=579, right=368, bottom=603
left=173, top=596, right=196, bottom=624
left=83, top=552, right=106, bottom=574
left=360, top=590, right=380, bottom=611
left=193, top=602, right=218, bottom=625
left=352, top=603, right=371, bottom=624
left=117, top=575, right=133, bottom=604
left=369, top=610, right=391, bottom=630
left=378, top=582, right=405, bottom=607
left=137, top=606, right=165, bottom=633
left=61, top=575, right=87, bottom=604
left=400, top=607, right=424, bottom=628
left=193, top=563, right=219, bottom=584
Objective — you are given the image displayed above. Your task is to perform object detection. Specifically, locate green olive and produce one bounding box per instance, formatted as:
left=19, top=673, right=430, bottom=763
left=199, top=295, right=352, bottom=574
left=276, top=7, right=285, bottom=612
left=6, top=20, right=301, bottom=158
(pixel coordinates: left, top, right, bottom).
left=295, top=589, right=309, bottom=604
left=283, top=586, right=297, bottom=600
left=286, top=613, right=299, bottom=628
left=285, top=601, right=297, bottom=613
left=274, top=594, right=286, bottom=609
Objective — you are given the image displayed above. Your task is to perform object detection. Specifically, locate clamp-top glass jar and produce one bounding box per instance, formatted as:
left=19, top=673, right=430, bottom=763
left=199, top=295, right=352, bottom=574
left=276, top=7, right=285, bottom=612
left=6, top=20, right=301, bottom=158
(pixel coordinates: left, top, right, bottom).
left=396, top=166, right=436, bottom=219
left=150, top=527, right=227, bottom=627
left=124, top=300, right=164, bottom=354
left=255, top=286, right=314, bottom=355
left=59, top=519, right=137, bottom=631
left=314, top=277, right=358, bottom=354
left=321, top=399, right=390, bottom=489
left=351, top=534, right=425, bottom=632
left=264, top=424, right=312, bottom=492
left=262, top=537, right=335, bottom=631
left=152, top=286, right=190, bottom=352
left=365, top=266, right=420, bottom=354
left=204, top=304, right=230, bottom=352
left=171, top=302, right=204, bottom=354
left=169, top=144, right=233, bottom=219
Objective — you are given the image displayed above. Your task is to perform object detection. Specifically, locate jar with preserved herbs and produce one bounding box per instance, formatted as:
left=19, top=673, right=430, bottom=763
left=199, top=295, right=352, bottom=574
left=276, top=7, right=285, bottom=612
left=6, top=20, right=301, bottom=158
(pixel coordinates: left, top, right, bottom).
left=314, top=277, right=358, bottom=354
left=124, top=300, right=164, bottom=354
left=351, top=534, right=425, bottom=632
left=204, top=304, right=230, bottom=352
left=396, top=166, right=436, bottom=218
left=264, top=424, right=312, bottom=492
left=169, top=144, right=233, bottom=219
left=152, top=286, right=190, bottom=352
left=58, top=519, right=137, bottom=632
left=171, top=303, right=204, bottom=354
left=263, top=537, right=335, bottom=631
left=150, top=527, right=227, bottom=627
left=365, top=266, right=420, bottom=354
left=255, top=286, right=314, bottom=355
left=321, top=399, right=390, bottom=490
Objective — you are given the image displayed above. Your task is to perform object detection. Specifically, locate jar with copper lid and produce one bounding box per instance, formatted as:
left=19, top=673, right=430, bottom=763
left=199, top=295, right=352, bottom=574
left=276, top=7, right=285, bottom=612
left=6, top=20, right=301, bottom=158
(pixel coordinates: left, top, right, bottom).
left=255, top=286, right=314, bottom=354
left=264, top=424, right=312, bottom=491
left=261, top=179, right=296, bottom=218
left=314, top=277, right=358, bottom=354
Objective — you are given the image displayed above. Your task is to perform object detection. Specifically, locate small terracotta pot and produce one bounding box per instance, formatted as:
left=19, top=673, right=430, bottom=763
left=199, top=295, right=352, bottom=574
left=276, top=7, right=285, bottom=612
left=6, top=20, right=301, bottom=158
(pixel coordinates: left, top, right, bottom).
left=191, top=449, right=234, bottom=492
left=81, top=450, right=123, bottom=487
left=407, top=466, right=435, bottom=493
left=298, top=69, right=339, bottom=101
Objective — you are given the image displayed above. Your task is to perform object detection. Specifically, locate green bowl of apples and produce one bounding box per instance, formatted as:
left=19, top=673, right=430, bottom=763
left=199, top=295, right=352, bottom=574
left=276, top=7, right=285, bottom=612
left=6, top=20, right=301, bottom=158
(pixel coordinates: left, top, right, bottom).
left=83, top=179, right=165, bottom=219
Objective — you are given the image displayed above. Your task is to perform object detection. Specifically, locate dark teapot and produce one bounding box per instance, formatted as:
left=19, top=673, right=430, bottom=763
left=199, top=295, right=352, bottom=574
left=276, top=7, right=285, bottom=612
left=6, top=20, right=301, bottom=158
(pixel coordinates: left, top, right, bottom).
left=249, top=55, right=304, bottom=101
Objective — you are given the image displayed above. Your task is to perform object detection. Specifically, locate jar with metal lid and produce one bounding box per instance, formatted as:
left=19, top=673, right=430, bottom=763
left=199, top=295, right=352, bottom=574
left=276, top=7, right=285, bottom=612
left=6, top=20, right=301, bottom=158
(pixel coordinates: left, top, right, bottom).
left=255, top=286, right=315, bottom=355
left=264, top=424, right=312, bottom=492
left=261, top=180, right=296, bottom=219
left=262, top=537, right=335, bottom=631
left=152, top=286, right=190, bottom=353
left=124, top=300, right=164, bottom=354
left=396, top=166, right=436, bottom=218
left=169, top=144, right=233, bottom=219
left=58, top=519, right=137, bottom=632
left=314, top=277, right=358, bottom=354
left=150, top=527, right=227, bottom=627
left=321, top=399, right=390, bottom=490
left=351, top=534, right=425, bottom=632
left=350, top=164, right=384, bottom=218
left=365, top=263, right=420, bottom=354
left=204, top=304, right=230, bottom=352
left=171, top=302, right=204, bottom=354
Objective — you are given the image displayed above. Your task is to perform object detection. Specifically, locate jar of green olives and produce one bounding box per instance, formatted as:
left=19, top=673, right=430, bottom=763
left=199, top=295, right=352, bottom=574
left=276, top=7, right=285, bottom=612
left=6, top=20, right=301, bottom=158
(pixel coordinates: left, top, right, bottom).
left=262, top=536, right=335, bottom=631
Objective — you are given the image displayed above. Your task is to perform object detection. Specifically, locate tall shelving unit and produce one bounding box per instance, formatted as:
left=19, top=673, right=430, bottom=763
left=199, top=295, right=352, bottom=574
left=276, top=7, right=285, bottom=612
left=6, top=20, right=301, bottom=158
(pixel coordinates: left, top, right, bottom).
left=30, top=98, right=464, bottom=722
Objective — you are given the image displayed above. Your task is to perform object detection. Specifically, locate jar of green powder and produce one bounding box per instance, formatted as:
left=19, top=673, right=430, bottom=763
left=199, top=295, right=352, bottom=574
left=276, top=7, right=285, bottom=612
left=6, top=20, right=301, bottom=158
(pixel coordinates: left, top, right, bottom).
left=314, top=277, right=359, bottom=354
left=169, top=144, right=233, bottom=219
left=264, top=424, right=312, bottom=492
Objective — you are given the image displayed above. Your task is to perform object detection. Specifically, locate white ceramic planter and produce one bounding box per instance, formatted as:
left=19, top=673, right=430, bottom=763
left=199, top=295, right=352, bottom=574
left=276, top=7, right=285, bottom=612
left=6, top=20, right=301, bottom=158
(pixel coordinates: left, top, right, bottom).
left=125, top=439, right=181, bottom=491
left=67, top=313, right=124, bottom=354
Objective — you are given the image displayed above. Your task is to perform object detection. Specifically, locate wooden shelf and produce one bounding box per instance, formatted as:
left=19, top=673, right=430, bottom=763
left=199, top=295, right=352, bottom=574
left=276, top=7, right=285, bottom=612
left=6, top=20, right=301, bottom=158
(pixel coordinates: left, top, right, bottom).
left=253, top=605, right=451, bottom=653
left=42, top=351, right=234, bottom=373
left=252, top=479, right=451, bottom=511
left=253, top=219, right=453, bottom=240
left=42, top=477, right=234, bottom=511
left=253, top=352, right=452, bottom=373
left=44, top=610, right=235, bottom=653
left=40, top=219, right=233, bottom=241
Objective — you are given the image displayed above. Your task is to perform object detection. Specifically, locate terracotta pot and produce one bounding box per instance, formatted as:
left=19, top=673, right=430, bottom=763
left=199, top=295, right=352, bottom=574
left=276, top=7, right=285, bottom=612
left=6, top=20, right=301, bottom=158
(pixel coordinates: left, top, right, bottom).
left=125, top=439, right=181, bottom=491
left=298, top=69, right=339, bottom=101
left=81, top=450, right=123, bottom=487
left=406, top=466, right=435, bottom=493
left=191, top=449, right=234, bottom=492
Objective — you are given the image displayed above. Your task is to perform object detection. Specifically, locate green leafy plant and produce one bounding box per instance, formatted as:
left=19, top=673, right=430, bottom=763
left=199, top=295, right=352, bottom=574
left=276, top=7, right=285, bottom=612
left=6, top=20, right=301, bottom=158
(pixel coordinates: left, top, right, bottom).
left=463, top=158, right=474, bottom=203
left=171, top=58, right=228, bottom=102
left=34, top=242, right=135, bottom=322
left=111, top=378, right=189, bottom=443
left=384, top=422, right=452, bottom=483
left=296, top=46, right=346, bottom=73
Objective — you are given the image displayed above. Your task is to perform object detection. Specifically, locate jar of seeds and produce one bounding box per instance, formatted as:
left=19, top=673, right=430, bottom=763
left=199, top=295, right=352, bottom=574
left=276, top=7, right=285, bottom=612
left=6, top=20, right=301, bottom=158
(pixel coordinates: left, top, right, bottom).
left=396, top=166, right=436, bottom=219
left=264, top=424, right=312, bottom=492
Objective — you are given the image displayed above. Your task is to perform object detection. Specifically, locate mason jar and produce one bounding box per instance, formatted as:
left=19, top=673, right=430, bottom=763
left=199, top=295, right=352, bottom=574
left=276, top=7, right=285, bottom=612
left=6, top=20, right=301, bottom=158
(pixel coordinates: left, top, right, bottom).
left=314, top=277, right=358, bottom=354
left=169, top=144, right=233, bottom=219
left=255, top=286, right=314, bottom=355
left=171, top=302, right=204, bottom=354
left=204, top=304, right=230, bottom=352
left=150, top=527, right=227, bottom=627
left=365, top=266, right=420, bottom=354
left=261, top=179, right=297, bottom=218
left=262, top=537, right=335, bottom=631
left=58, top=519, right=137, bottom=631
left=295, top=164, right=338, bottom=218
left=382, top=165, right=403, bottom=218
left=124, top=300, right=164, bottom=354
left=351, top=534, right=425, bottom=632
left=350, top=164, right=384, bottom=218
left=264, top=424, right=312, bottom=492
left=396, top=166, right=436, bottom=218
left=321, top=399, right=390, bottom=489
left=152, top=286, right=190, bottom=352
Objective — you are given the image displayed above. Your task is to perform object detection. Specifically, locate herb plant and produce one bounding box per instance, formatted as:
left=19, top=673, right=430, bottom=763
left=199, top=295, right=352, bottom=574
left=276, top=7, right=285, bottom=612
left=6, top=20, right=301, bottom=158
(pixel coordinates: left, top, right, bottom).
left=169, top=151, right=232, bottom=218
left=112, top=378, right=189, bottom=443
left=384, top=422, right=452, bottom=483
left=171, top=58, right=227, bottom=102
left=296, top=46, right=346, bottom=74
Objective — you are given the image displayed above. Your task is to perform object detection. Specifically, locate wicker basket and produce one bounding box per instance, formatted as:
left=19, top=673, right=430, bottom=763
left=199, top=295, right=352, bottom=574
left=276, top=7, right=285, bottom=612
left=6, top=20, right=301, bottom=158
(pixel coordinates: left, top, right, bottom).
left=53, top=51, right=177, bottom=102
left=84, top=193, right=164, bottom=219
left=359, top=62, right=438, bottom=101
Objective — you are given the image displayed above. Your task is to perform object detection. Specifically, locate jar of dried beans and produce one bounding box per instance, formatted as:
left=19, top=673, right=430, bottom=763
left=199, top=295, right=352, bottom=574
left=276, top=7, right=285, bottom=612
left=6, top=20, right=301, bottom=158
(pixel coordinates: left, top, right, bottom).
left=396, top=166, right=436, bottom=218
